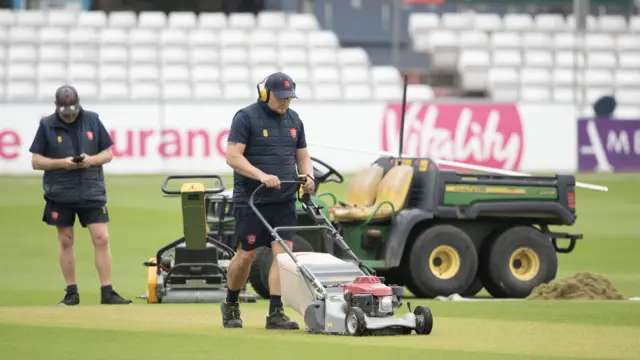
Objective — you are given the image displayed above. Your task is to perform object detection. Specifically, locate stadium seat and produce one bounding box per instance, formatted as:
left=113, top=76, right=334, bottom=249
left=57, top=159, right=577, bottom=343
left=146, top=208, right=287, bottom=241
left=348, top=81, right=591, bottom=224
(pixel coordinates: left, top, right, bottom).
left=37, top=62, right=67, bottom=83
left=190, top=48, right=219, bottom=65
left=199, top=12, right=228, bottom=29
left=288, top=13, right=319, bottom=31
left=257, top=11, right=286, bottom=31
left=100, top=81, right=129, bottom=100
left=224, top=83, right=253, bottom=100
left=162, top=82, right=192, bottom=100
left=99, top=64, right=127, bottom=82
left=193, top=82, right=223, bottom=99
left=343, top=84, right=372, bottom=100
left=39, top=45, right=67, bottom=62
left=162, top=65, right=190, bottom=82
left=68, top=63, right=97, bottom=81
left=168, top=11, right=197, bottom=29
left=138, top=11, right=167, bottom=29
left=78, top=11, right=107, bottom=28
left=7, top=62, right=36, bottom=81
left=108, top=11, right=137, bottom=28
left=7, top=81, right=36, bottom=100
left=131, top=82, right=161, bottom=100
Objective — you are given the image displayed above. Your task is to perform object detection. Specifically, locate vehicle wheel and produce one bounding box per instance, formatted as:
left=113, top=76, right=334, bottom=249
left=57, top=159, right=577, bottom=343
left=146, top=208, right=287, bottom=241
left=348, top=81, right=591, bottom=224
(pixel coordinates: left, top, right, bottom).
left=248, top=235, right=314, bottom=299
left=408, top=225, right=478, bottom=298
left=413, top=305, right=433, bottom=335
left=479, top=226, right=557, bottom=298
left=461, top=276, right=483, bottom=297
left=345, top=307, right=367, bottom=336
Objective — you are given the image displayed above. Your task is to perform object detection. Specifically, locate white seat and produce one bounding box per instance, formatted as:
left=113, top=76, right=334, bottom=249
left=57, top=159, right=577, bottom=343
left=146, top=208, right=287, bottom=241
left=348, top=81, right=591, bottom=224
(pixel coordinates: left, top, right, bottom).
left=278, top=48, right=307, bottom=66
left=491, top=32, right=521, bottom=49
left=283, top=66, right=310, bottom=83
left=189, top=30, right=220, bottom=47
left=257, top=11, right=286, bottom=31
left=0, top=47, right=5, bottom=64
left=0, top=83, right=4, bottom=101
left=307, top=31, right=339, bottom=48
left=129, top=28, right=158, bottom=46
left=7, top=62, right=35, bottom=80
left=73, top=81, right=99, bottom=100
left=524, top=50, right=553, bottom=67
left=161, top=65, right=190, bottom=82
left=38, top=27, right=68, bottom=45
left=473, top=13, right=502, bottom=32
left=68, top=63, right=97, bottom=81
left=371, top=66, right=401, bottom=85
left=373, top=84, right=402, bottom=100
left=0, top=9, right=13, bottom=27
left=69, top=46, right=99, bottom=63
left=503, top=13, right=534, bottom=31
left=277, top=32, right=307, bottom=48
left=100, top=28, right=127, bottom=45
left=615, top=89, right=640, bottom=105
left=585, top=33, right=616, bottom=51
left=199, top=13, right=228, bottom=29
left=250, top=47, right=278, bottom=65
left=534, top=14, right=566, bottom=32
left=552, top=69, right=582, bottom=86
left=312, top=66, right=340, bottom=84
left=16, top=10, right=46, bottom=27
left=314, top=84, right=342, bottom=100
left=100, top=46, right=128, bottom=63
left=138, top=11, right=167, bottom=29
left=129, top=64, right=159, bottom=82
left=458, top=49, right=490, bottom=70
left=37, top=81, right=62, bottom=100
left=251, top=65, right=279, bottom=83
left=519, top=86, right=550, bottom=101
left=288, top=13, right=319, bottom=31
left=616, top=34, right=640, bottom=51
left=492, top=50, right=522, bottom=67
left=160, top=29, right=187, bottom=46
left=130, top=47, right=157, bottom=63
left=553, top=87, right=580, bottom=103
left=39, top=45, right=67, bottom=62
left=78, top=11, right=107, bottom=28
left=587, top=51, right=617, bottom=69
left=614, top=70, right=640, bottom=87
left=131, top=82, right=161, bottom=100
left=586, top=88, right=614, bottom=104
left=224, top=83, right=253, bottom=100
left=309, top=48, right=338, bottom=66
left=47, top=10, right=77, bottom=27
left=6, top=81, right=36, bottom=100
left=168, top=11, right=197, bottom=28
left=293, top=82, right=313, bottom=99
left=406, top=84, right=434, bottom=101
left=229, top=13, right=255, bottom=30
left=520, top=68, right=551, bottom=85
left=441, top=13, right=471, bottom=30
left=555, top=51, right=585, bottom=68
left=221, top=66, right=250, bottom=83
left=553, top=33, right=577, bottom=50
left=521, top=32, right=552, bottom=49
left=162, top=82, right=192, bottom=100
left=192, top=65, right=221, bottom=82
left=428, top=29, right=458, bottom=48
left=37, top=62, right=67, bottom=81
left=338, top=48, right=370, bottom=67
left=584, top=69, right=614, bottom=87
left=100, top=81, right=129, bottom=99
left=249, top=30, right=278, bottom=48
left=408, top=13, right=440, bottom=35
left=9, top=26, right=38, bottom=43
left=69, top=28, right=99, bottom=45
left=619, top=52, right=640, bottom=69
left=566, top=15, right=596, bottom=31
left=161, top=47, right=189, bottom=64
left=0, top=27, right=6, bottom=43
left=614, top=106, right=640, bottom=118
left=8, top=45, right=37, bottom=62
left=190, top=48, right=219, bottom=65
left=341, top=66, right=370, bottom=84
left=487, top=67, right=518, bottom=86
left=343, top=84, right=372, bottom=100
left=221, top=48, right=249, bottom=65
left=193, top=82, right=223, bottom=99
left=220, top=30, right=248, bottom=47
left=108, top=11, right=137, bottom=28
left=459, top=31, right=489, bottom=48
left=629, top=16, right=640, bottom=32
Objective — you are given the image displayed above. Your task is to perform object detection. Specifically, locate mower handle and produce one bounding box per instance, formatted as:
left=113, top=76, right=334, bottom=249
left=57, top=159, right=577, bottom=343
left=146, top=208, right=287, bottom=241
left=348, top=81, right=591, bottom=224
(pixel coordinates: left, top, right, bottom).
left=161, top=174, right=225, bottom=195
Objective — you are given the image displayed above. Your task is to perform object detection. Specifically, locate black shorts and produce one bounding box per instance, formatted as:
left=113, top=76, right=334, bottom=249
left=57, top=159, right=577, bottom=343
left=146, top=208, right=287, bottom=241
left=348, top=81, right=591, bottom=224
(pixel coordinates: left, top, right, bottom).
left=42, top=200, right=109, bottom=228
left=234, top=201, right=296, bottom=251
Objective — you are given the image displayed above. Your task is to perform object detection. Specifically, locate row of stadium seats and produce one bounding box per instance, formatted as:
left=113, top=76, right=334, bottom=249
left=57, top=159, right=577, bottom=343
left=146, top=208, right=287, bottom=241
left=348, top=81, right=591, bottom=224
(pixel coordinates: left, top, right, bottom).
left=458, top=50, right=640, bottom=69
left=0, top=10, right=319, bottom=31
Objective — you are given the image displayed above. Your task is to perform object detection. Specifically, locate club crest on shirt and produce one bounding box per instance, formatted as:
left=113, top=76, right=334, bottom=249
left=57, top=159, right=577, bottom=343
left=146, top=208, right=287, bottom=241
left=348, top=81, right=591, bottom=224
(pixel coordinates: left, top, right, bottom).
left=289, top=128, right=297, bottom=139
left=247, top=234, right=256, bottom=244
left=86, top=131, right=94, bottom=140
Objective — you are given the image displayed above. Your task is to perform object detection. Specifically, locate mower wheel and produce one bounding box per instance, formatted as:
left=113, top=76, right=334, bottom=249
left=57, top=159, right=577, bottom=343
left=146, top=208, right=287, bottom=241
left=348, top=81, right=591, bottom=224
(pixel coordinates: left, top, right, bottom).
left=407, top=225, right=478, bottom=298
left=461, top=276, right=483, bottom=297
left=248, top=235, right=315, bottom=299
left=413, top=306, right=433, bottom=335
left=345, top=307, right=367, bottom=336
left=479, top=226, right=557, bottom=298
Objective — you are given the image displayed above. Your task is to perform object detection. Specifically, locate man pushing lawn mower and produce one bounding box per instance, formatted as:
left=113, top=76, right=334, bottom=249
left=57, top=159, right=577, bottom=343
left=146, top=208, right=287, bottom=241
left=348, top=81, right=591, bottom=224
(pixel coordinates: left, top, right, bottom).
left=222, top=72, right=315, bottom=330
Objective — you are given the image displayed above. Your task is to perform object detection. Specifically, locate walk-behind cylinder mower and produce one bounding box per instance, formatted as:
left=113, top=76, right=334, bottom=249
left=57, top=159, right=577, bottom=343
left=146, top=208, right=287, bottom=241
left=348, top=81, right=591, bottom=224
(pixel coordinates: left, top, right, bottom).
left=140, top=175, right=257, bottom=304
left=249, top=178, right=433, bottom=336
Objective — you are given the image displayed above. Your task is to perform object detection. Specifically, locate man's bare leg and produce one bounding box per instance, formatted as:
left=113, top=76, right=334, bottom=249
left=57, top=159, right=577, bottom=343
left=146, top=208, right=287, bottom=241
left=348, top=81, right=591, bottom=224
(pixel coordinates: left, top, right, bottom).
left=57, top=226, right=76, bottom=286
left=87, top=223, right=111, bottom=286
left=268, top=239, right=293, bottom=301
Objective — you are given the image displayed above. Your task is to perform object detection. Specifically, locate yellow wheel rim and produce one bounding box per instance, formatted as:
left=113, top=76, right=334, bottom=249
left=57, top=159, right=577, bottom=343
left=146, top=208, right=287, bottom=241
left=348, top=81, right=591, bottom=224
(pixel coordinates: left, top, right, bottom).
left=429, top=245, right=461, bottom=280
left=509, top=247, right=540, bottom=281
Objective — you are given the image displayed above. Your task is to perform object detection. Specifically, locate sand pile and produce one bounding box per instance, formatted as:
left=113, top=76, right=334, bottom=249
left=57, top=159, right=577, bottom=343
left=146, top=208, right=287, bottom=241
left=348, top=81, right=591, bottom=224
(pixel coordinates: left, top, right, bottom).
left=526, top=272, right=626, bottom=300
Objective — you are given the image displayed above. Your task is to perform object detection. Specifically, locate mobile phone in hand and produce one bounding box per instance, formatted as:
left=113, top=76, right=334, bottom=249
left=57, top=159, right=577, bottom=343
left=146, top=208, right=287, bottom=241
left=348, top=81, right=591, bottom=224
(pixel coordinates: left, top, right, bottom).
left=72, top=156, right=84, bottom=163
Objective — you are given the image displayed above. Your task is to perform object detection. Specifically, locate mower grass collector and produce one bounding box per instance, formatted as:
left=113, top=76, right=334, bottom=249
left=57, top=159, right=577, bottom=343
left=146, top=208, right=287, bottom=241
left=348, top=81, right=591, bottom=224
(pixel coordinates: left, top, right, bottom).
left=250, top=178, right=433, bottom=336
left=140, top=175, right=257, bottom=304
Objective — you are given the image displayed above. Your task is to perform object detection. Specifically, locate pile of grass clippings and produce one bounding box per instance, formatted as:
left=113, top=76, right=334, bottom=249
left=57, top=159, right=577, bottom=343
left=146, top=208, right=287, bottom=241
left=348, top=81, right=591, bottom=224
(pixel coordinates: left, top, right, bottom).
left=526, top=272, right=626, bottom=300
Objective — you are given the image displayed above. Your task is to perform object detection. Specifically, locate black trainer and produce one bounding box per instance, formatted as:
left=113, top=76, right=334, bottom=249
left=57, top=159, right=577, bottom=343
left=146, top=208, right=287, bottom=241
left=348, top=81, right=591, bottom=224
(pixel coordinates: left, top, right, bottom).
left=266, top=308, right=299, bottom=330
left=101, top=289, right=132, bottom=305
left=59, top=289, right=79, bottom=306
left=221, top=301, right=242, bottom=328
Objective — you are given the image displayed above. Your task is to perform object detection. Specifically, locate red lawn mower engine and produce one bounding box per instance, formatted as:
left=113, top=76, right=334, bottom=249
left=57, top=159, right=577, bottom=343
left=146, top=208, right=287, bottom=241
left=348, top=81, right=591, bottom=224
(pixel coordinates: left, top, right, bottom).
left=343, top=276, right=404, bottom=317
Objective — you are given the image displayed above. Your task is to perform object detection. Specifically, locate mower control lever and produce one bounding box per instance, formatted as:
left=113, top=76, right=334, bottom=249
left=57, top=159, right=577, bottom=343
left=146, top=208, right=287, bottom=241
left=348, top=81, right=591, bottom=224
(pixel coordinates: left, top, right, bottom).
left=161, top=174, right=226, bottom=195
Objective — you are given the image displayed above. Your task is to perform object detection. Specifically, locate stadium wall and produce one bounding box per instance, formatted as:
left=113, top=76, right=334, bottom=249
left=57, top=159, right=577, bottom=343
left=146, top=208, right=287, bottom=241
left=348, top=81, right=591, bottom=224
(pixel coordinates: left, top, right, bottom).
left=0, top=100, right=637, bottom=175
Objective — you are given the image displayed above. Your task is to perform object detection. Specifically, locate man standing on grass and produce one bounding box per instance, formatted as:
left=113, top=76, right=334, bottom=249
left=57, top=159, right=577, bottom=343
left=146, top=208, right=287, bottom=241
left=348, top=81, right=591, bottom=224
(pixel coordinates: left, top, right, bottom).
left=222, top=72, right=315, bottom=329
left=29, top=85, right=132, bottom=306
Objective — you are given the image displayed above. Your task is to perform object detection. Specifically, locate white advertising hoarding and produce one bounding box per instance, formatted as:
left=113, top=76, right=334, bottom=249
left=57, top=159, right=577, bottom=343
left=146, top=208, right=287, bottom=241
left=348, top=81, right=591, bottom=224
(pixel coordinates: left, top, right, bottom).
left=0, top=101, right=578, bottom=175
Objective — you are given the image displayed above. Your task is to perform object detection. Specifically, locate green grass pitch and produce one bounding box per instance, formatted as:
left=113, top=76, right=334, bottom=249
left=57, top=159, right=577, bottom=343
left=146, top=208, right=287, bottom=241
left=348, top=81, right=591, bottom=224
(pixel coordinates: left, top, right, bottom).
left=0, top=172, right=639, bottom=359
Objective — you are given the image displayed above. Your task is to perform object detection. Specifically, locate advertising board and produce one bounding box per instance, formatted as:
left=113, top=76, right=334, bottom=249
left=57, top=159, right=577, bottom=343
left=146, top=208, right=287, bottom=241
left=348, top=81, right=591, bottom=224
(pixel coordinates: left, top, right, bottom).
left=577, top=117, right=640, bottom=172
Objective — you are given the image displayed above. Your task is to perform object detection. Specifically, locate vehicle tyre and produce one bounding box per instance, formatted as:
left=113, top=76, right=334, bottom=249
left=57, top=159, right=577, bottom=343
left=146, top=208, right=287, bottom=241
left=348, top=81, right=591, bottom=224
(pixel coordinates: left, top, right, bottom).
left=408, top=225, right=478, bottom=298
left=413, top=305, right=433, bottom=335
left=345, top=307, right=367, bottom=336
left=461, top=276, right=483, bottom=297
left=248, top=235, right=314, bottom=299
left=479, top=226, right=557, bottom=298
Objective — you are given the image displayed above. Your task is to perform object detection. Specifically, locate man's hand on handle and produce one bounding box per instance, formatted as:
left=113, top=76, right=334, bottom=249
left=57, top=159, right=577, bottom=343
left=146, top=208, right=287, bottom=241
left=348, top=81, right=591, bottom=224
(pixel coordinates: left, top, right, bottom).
left=302, top=176, right=315, bottom=194
left=260, top=174, right=281, bottom=188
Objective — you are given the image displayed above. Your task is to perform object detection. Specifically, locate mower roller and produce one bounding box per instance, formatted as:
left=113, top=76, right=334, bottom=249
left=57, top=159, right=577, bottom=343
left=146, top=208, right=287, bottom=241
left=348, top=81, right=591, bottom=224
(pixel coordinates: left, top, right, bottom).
left=249, top=178, right=433, bottom=336
left=140, top=174, right=257, bottom=304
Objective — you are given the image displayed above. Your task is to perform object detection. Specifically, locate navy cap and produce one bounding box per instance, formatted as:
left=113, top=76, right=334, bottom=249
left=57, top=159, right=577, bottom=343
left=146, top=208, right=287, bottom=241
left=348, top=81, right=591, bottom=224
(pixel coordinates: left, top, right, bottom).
left=55, top=85, right=80, bottom=117
left=266, top=72, right=297, bottom=99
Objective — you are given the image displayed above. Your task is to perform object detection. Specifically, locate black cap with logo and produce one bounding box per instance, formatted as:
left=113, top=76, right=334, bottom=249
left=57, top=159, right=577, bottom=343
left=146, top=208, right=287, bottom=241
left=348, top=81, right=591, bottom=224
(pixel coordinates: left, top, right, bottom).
left=266, top=72, right=297, bottom=99
left=55, top=85, right=80, bottom=118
